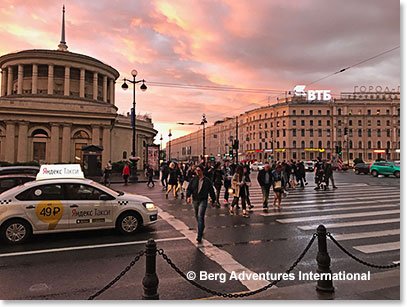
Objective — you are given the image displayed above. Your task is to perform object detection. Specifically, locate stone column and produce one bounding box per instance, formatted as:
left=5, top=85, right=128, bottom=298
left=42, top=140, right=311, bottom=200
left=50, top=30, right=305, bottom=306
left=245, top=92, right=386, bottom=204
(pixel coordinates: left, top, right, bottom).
left=79, top=68, right=85, bottom=98
left=61, top=124, right=71, bottom=163
left=5, top=121, right=16, bottom=163
left=1, top=67, right=7, bottom=96
left=7, top=66, right=13, bottom=95
left=93, top=72, right=98, bottom=100
left=47, top=64, right=54, bottom=94
left=32, top=64, right=38, bottom=94
left=50, top=124, right=60, bottom=163
left=103, top=75, right=107, bottom=102
left=102, top=125, right=111, bottom=167
left=64, top=66, right=70, bottom=96
left=109, top=79, right=114, bottom=104
left=92, top=125, right=100, bottom=145
left=17, top=122, right=28, bottom=162
left=17, top=64, right=23, bottom=94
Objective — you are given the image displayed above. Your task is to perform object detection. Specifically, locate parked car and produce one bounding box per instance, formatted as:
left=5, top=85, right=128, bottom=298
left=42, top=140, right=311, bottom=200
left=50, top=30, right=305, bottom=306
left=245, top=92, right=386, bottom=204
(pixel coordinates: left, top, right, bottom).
left=0, top=166, right=40, bottom=176
left=0, top=174, right=36, bottom=194
left=332, top=162, right=349, bottom=171
left=304, top=161, right=314, bottom=172
left=250, top=162, right=265, bottom=171
left=353, top=163, right=370, bottom=175
left=369, top=161, right=400, bottom=178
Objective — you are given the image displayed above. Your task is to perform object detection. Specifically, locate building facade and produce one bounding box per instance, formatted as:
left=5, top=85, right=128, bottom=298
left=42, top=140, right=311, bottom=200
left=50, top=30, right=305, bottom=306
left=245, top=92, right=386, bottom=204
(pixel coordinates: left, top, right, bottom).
left=0, top=46, right=157, bottom=168
left=167, top=92, right=400, bottom=164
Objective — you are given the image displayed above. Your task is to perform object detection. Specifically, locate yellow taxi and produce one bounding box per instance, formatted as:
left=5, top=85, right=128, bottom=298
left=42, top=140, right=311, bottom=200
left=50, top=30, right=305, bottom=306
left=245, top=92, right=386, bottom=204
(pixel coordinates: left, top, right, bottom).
left=0, top=164, right=157, bottom=244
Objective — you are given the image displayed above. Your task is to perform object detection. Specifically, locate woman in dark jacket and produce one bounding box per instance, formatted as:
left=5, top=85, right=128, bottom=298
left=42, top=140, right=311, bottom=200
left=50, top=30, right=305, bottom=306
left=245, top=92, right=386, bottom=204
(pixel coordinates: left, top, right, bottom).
left=243, top=166, right=253, bottom=209
left=212, top=162, right=223, bottom=207
left=166, top=162, right=179, bottom=199
left=272, top=164, right=285, bottom=209
left=230, top=165, right=249, bottom=217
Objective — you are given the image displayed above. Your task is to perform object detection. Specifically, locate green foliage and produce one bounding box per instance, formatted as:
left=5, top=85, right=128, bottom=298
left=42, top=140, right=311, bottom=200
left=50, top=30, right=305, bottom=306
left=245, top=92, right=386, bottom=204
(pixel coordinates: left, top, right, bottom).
left=112, top=160, right=128, bottom=173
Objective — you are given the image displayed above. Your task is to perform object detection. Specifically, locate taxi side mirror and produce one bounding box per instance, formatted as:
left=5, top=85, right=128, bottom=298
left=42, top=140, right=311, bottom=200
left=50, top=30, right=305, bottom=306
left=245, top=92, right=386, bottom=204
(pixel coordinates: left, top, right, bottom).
left=99, top=194, right=111, bottom=201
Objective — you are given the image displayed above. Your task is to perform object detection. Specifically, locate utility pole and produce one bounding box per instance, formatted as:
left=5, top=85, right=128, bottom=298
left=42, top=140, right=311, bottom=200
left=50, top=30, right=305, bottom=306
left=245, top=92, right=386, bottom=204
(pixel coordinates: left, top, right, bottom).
left=235, top=116, right=239, bottom=164
left=201, top=114, right=207, bottom=162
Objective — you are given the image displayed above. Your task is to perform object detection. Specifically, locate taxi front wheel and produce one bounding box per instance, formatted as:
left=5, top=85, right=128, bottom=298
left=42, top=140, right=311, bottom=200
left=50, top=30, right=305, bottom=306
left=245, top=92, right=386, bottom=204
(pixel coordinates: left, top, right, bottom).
left=1, top=219, right=32, bottom=244
left=116, top=212, right=142, bottom=235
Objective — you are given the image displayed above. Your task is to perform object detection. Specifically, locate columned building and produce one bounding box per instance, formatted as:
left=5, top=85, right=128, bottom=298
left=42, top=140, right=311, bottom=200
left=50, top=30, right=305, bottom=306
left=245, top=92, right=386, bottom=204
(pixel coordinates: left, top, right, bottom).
left=0, top=7, right=157, bottom=168
left=167, top=92, right=400, bottom=164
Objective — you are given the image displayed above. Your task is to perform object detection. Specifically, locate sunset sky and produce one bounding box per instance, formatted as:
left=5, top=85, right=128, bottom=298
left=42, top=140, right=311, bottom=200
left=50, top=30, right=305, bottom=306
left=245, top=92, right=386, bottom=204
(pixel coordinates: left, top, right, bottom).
left=0, top=0, right=400, bottom=145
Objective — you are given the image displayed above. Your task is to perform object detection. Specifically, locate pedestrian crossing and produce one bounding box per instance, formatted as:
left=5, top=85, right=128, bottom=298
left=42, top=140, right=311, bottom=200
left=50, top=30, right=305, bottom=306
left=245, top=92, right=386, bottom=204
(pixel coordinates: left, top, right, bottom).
left=226, top=178, right=400, bottom=259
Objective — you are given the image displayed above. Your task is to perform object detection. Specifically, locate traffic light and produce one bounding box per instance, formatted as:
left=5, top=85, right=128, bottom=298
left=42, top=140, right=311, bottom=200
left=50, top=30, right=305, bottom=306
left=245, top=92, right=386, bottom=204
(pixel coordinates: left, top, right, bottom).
left=229, top=145, right=233, bottom=157
left=344, top=127, right=348, bottom=135
left=339, top=146, right=342, bottom=156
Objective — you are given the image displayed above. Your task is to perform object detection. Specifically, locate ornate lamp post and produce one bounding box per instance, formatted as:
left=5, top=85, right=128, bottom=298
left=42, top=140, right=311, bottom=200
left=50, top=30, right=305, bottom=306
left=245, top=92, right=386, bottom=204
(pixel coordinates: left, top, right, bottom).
left=168, top=130, right=172, bottom=161
left=178, top=113, right=207, bottom=162
left=122, top=69, right=147, bottom=182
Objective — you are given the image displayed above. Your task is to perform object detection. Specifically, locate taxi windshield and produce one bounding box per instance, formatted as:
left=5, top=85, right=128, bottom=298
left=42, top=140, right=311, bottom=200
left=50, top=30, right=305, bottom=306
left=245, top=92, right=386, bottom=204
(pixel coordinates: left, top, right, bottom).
left=89, top=181, right=123, bottom=196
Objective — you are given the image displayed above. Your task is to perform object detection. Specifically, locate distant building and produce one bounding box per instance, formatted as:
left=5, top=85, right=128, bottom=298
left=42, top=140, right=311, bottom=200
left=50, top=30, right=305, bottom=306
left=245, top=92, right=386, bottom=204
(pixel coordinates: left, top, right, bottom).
left=0, top=7, right=157, bottom=168
left=167, top=92, right=400, bottom=164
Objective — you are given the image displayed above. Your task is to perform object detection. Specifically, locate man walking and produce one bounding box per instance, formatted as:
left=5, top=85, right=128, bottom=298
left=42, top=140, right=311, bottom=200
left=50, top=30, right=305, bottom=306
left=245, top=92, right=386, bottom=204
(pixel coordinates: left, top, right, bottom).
left=223, top=160, right=233, bottom=205
left=257, top=162, right=272, bottom=211
left=325, top=159, right=337, bottom=189
left=161, top=162, right=169, bottom=191
left=186, top=165, right=216, bottom=243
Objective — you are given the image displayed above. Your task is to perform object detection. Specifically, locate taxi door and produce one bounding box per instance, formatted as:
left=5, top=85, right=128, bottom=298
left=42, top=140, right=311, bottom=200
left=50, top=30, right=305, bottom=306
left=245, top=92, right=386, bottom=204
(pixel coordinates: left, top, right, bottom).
left=21, top=183, right=70, bottom=231
left=64, top=183, right=113, bottom=229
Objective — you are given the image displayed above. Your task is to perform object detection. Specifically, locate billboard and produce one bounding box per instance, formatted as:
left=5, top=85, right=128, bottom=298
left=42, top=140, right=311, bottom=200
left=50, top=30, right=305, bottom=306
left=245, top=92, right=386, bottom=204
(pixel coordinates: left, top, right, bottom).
left=146, top=145, right=159, bottom=171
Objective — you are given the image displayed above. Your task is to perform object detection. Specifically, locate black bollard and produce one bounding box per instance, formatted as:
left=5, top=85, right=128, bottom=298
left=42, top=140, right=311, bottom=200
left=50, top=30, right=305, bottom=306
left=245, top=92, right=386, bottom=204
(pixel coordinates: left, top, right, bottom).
left=316, top=225, right=335, bottom=292
left=142, top=239, right=159, bottom=299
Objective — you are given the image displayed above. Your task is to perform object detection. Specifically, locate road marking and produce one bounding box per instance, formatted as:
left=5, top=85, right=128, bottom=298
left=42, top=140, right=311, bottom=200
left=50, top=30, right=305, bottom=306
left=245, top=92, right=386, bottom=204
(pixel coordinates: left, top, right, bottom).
left=393, top=261, right=400, bottom=264
left=0, top=237, right=188, bottom=258
left=157, top=208, right=270, bottom=291
left=353, top=241, right=400, bottom=254
left=261, top=204, right=398, bottom=217
left=298, top=218, right=400, bottom=230
left=333, top=229, right=400, bottom=241
left=276, top=209, right=400, bottom=223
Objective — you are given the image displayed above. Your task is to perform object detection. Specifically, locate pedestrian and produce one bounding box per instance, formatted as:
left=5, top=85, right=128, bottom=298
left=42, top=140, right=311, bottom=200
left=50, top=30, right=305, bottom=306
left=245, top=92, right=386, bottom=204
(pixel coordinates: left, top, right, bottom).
left=223, top=160, right=233, bottom=205
left=161, top=162, right=169, bottom=191
left=325, top=159, right=337, bottom=189
left=204, top=161, right=213, bottom=181
left=229, top=165, right=249, bottom=217
left=289, top=160, right=296, bottom=189
left=122, top=163, right=130, bottom=186
left=146, top=164, right=155, bottom=187
left=103, top=160, right=112, bottom=186
left=186, top=165, right=216, bottom=243
left=272, top=164, right=285, bottom=209
left=296, top=160, right=306, bottom=188
left=243, top=166, right=253, bottom=210
left=257, top=162, right=272, bottom=211
left=175, top=163, right=185, bottom=199
left=166, top=162, right=178, bottom=199
left=212, top=162, right=223, bottom=207
left=314, top=157, right=325, bottom=190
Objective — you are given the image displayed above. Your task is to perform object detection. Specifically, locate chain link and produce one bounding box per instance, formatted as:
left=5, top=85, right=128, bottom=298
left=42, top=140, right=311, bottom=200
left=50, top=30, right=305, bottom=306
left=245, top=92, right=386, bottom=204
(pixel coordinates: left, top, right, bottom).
left=327, top=232, right=400, bottom=269
left=157, top=233, right=317, bottom=298
left=88, top=250, right=145, bottom=300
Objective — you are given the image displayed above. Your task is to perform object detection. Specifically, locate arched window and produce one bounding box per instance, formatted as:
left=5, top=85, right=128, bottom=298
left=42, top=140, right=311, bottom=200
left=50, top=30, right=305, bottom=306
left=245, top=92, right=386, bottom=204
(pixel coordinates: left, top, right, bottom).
left=368, top=141, right=372, bottom=149
left=387, top=141, right=391, bottom=149
left=338, top=108, right=342, bottom=115
left=349, top=140, right=353, bottom=149
left=310, top=141, right=314, bottom=148
left=32, top=129, right=48, bottom=138
left=327, top=141, right=331, bottom=148
left=276, top=141, right=280, bottom=148
left=283, top=141, right=286, bottom=148
left=359, top=141, right=362, bottom=149
left=293, top=141, right=296, bottom=148
left=301, top=141, right=305, bottom=148
left=73, top=130, right=90, bottom=139
left=318, top=141, right=322, bottom=148
left=377, top=141, right=381, bottom=149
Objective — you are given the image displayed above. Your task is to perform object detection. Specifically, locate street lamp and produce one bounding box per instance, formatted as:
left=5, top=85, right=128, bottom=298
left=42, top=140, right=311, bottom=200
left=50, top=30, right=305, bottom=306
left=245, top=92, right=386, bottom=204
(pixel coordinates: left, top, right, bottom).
left=122, top=69, right=147, bottom=182
left=168, top=130, right=172, bottom=161
left=178, top=113, right=207, bottom=162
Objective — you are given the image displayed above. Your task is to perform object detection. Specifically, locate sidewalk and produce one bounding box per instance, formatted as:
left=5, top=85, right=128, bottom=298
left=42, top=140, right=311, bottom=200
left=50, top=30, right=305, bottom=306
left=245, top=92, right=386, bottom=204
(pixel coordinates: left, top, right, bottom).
left=205, top=269, right=400, bottom=300
left=87, top=172, right=159, bottom=184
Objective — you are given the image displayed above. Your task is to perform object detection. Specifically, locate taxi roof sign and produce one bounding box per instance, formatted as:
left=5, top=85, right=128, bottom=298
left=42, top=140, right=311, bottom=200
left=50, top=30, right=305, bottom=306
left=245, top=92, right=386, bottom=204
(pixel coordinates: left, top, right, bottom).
left=37, top=164, right=84, bottom=180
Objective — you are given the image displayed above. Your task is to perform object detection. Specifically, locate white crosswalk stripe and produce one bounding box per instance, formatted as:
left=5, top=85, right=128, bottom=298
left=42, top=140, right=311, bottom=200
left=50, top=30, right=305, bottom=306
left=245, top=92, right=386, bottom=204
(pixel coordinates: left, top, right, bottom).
left=353, top=242, right=400, bottom=254
left=298, top=218, right=400, bottom=230
left=333, top=229, right=400, bottom=241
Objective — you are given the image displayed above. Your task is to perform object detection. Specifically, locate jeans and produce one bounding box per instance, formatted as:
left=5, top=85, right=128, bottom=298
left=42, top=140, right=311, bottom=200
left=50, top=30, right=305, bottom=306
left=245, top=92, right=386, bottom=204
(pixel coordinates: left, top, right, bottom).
left=261, top=184, right=271, bottom=208
left=193, top=199, right=208, bottom=239
left=224, top=179, right=231, bottom=201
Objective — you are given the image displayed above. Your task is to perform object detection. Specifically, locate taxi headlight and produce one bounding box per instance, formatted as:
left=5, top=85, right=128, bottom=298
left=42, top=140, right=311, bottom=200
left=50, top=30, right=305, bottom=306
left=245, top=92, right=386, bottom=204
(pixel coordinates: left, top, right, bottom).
left=143, top=202, right=156, bottom=210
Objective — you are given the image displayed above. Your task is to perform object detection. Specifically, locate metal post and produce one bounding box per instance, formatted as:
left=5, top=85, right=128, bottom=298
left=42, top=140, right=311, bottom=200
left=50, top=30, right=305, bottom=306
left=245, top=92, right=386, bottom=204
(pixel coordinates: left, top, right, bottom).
left=235, top=116, right=238, bottom=164
left=142, top=239, right=159, bottom=300
left=130, top=76, right=138, bottom=182
left=316, top=225, right=335, bottom=292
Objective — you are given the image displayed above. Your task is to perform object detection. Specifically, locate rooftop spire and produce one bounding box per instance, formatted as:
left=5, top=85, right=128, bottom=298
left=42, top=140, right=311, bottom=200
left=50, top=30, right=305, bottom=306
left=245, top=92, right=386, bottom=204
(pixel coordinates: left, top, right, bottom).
left=58, top=5, right=68, bottom=51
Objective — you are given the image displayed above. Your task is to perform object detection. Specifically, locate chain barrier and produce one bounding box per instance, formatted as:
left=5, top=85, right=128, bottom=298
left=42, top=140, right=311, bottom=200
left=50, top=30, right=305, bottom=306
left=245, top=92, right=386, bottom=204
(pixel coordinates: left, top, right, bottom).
left=88, top=250, right=145, bottom=300
left=327, top=232, right=400, bottom=269
left=157, top=233, right=317, bottom=298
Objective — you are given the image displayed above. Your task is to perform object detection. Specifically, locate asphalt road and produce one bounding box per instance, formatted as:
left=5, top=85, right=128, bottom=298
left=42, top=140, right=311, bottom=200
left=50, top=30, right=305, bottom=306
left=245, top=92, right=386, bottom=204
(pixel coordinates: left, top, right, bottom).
left=0, top=170, right=400, bottom=300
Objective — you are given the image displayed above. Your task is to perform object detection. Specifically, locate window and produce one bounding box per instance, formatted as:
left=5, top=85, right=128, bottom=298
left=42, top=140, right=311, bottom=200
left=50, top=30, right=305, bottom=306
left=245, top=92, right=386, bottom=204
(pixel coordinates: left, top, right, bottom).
left=359, top=141, right=362, bottom=149
left=349, top=140, right=353, bottom=149
left=301, top=152, right=305, bottom=159
left=387, top=141, right=391, bottom=149
left=293, top=152, right=297, bottom=159
left=310, top=120, right=313, bottom=126
left=387, top=129, right=391, bottom=137
left=338, top=120, right=342, bottom=126
left=367, top=129, right=371, bottom=137
left=318, top=120, right=322, bottom=126
left=318, top=129, right=322, bottom=137
left=368, top=153, right=372, bottom=160
left=309, top=129, right=314, bottom=137
left=358, top=129, right=362, bottom=137
left=376, top=109, right=380, bottom=115
left=377, top=129, right=381, bottom=137
left=377, top=141, right=381, bottom=148
left=368, top=141, right=372, bottom=149
left=367, top=109, right=371, bottom=115
left=259, top=123, right=262, bottom=129
left=318, top=141, right=322, bottom=149
left=270, top=131, right=273, bottom=138
left=310, top=141, right=314, bottom=148
left=265, top=131, right=268, bottom=138
left=283, top=111, right=286, bottom=116
left=397, top=108, right=400, bottom=116
left=327, top=129, right=331, bottom=137
left=259, top=143, right=262, bottom=150
left=65, top=184, right=112, bottom=200
left=259, top=132, right=262, bottom=139
left=270, top=122, right=273, bottom=128
left=349, top=120, right=353, bottom=126
left=16, top=184, right=64, bottom=201
left=377, top=120, right=381, bottom=126
left=301, top=120, right=305, bottom=126
left=327, top=110, right=330, bottom=116
left=367, top=120, right=371, bottom=126
left=292, top=120, right=296, bottom=126
left=277, top=121, right=280, bottom=127
left=301, top=129, right=305, bottom=137
left=348, top=110, right=352, bottom=115
left=338, top=108, right=342, bottom=115
left=293, top=141, right=297, bottom=148
left=292, top=110, right=296, bottom=115
left=283, top=129, right=286, bottom=137
left=309, top=110, right=313, bottom=116
left=318, top=110, right=322, bottom=115
left=327, top=141, right=331, bottom=148
left=387, top=120, right=390, bottom=126
left=283, top=120, right=286, bottom=127
left=301, top=110, right=304, bottom=115
left=293, top=129, right=296, bottom=137
left=358, top=120, right=362, bottom=126
left=265, top=123, right=268, bottom=129
left=276, top=130, right=280, bottom=137
left=349, top=129, right=353, bottom=137
left=386, top=109, right=390, bottom=115
left=283, top=141, right=286, bottom=147
left=338, top=129, right=342, bottom=137
left=301, top=141, right=305, bottom=148
left=327, top=120, right=331, bottom=126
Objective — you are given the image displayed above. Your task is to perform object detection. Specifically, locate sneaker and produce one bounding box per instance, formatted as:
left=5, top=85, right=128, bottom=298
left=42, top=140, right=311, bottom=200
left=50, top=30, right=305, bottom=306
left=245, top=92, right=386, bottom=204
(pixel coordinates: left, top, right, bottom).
left=305, top=182, right=308, bottom=185
left=314, top=187, right=320, bottom=190
left=165, top=194, right=168, bottom=199
left=196, top=237, right=202, bottom=243
left=333, top=186, right=338, bottom=189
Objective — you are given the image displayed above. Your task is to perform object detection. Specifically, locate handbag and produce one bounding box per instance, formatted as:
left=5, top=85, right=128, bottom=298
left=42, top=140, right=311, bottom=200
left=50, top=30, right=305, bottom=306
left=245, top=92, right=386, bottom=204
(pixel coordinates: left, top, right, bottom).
left=274, top=180, right=282, bottom=189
